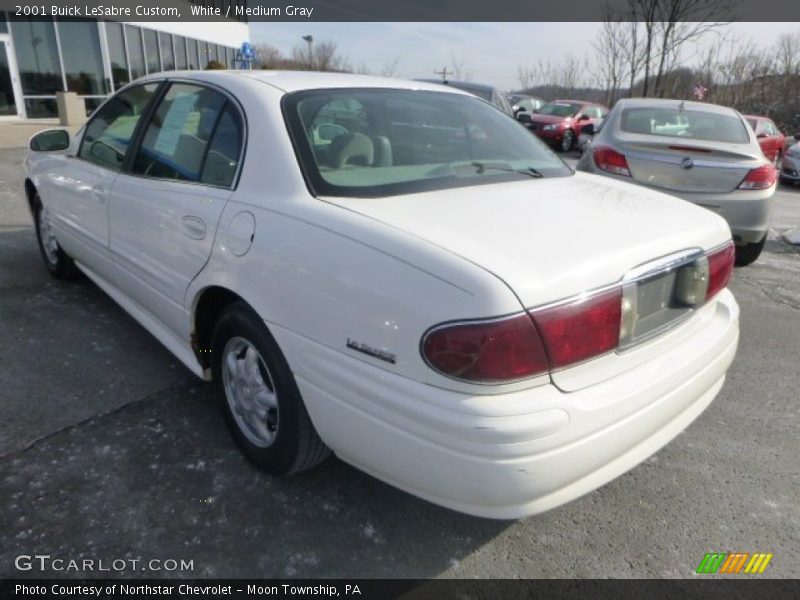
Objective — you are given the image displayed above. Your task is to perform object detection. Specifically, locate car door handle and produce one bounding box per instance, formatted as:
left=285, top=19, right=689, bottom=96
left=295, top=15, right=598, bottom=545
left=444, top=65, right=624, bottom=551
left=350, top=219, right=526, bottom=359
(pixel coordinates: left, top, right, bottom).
left=91, top=184, right=108, bottom=203
left=182, top=215, right=206, bottom=240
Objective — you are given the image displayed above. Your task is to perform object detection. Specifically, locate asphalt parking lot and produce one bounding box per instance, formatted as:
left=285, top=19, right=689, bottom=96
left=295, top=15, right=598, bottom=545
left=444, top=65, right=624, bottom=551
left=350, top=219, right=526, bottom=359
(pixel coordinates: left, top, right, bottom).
left=1, top=146, right=799, bottom=579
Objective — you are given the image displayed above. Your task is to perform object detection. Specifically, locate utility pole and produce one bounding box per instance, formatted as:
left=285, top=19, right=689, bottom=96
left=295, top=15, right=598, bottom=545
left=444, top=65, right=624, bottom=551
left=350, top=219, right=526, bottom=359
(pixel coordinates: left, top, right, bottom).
left=434, top=66, right=451, bottom=83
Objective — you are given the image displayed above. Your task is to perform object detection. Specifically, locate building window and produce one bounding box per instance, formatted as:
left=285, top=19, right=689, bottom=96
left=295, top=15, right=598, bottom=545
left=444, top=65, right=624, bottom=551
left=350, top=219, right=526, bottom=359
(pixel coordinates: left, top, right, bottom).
left=187, top=38, right=199, bottom=70
left=106, top=22, right=129, bottom=90
left=198, top=41, right=209, bottom=68
left=57, top=20, right=109, bottom=96
left=9, top=18, right=62, bottom=97
left=125, top=25, right=146, bottom=80
left=174, top=35, right=187, bottom=70
left=142, top=28, right=159, bottom=74
left=24, top=98, right=58, bottom=118
left=159, top=32, right=175, bottom=71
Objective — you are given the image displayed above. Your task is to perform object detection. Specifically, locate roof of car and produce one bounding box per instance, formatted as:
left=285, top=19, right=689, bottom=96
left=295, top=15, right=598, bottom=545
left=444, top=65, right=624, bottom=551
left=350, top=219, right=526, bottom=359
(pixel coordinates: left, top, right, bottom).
left=617, top=97, right=740, bottom=116
left=136, top=70, right=475, bottom=96
left=552, top=99, right=600, bottom=105
left=414, top=79, right=497, bottom=92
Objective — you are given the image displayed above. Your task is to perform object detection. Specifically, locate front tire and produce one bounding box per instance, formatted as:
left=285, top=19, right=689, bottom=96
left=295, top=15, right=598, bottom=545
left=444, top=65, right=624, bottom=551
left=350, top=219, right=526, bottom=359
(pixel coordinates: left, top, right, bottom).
left=33, top=194, right=80, bottom=280
left=211, top=303, right=330, bottom=475
left=560, top=130, right=574, bottom=153
left=735, top=235, right=767, bottom=267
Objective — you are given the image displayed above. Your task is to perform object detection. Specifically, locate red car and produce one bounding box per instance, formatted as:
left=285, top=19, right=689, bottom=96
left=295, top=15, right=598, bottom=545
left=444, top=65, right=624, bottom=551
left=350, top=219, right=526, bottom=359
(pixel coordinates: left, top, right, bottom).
left=745, top=115, right=785, bottom=165
left=526, top=100, right=609, bottom=152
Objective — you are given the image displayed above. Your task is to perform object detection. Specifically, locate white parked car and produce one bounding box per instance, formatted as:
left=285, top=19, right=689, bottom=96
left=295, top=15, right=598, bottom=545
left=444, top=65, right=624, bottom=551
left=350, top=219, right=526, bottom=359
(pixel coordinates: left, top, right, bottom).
left=24, top=72, right=739, bottom=519
left=576, top=98, right=777, bottom=266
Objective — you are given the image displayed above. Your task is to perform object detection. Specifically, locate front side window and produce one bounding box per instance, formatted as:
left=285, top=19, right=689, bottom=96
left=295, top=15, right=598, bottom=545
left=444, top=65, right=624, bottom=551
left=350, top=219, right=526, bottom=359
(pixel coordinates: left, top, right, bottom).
left=284, top=88, right=571, bottom=198
left=620, top=107, right=750, bottom=144
left=79, top=83, right=159, bottom=171
left=131, top=83, right=240, bottom=186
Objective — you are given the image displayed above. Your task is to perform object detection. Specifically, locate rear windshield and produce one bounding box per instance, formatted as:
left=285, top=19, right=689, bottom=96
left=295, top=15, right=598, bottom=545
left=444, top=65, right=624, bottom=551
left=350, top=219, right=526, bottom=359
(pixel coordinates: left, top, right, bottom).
left=537, top=102, right=582, bottom=117
left=620, top=107, right=750, bottom=144
left=282, top=88, right=572, bottom=198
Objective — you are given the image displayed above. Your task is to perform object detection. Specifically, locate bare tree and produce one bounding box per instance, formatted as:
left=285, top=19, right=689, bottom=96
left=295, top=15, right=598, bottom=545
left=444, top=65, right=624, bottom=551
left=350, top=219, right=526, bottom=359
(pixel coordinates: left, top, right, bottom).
left=594, top=20, right=628, bottom=104
left=450, top=50, right=473, bottom=81
left=290, top=40, right=350, bottom=72
left=608, top=0, right=739, bottom=97
left=380, top=58, right=401, bottom=78
left=254, top=43, right=282, bottom=70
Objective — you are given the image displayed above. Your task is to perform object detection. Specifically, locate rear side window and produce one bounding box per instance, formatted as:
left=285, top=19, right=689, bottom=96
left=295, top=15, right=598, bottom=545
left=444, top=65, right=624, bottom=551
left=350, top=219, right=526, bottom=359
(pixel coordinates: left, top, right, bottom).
left=132, top=83, right=243, bottom=186
left=79, top=83, right=159, bottom=171
left=620, top=107, right=750, bottom=144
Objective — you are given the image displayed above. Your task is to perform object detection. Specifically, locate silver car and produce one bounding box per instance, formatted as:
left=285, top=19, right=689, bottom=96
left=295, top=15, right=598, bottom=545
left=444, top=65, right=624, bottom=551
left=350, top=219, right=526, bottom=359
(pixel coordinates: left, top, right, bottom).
left=780, top=141, right=800, bottom=185
left=577, top=98, right=777, bottom=266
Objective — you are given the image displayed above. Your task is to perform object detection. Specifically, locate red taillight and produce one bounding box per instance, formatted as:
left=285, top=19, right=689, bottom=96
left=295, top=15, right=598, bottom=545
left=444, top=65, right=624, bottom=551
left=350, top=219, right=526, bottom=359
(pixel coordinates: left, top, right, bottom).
left=738, top=165, right=777, bottom=190
left=706, top=242, right=735, bottom=300
left=593, top=145, right=631, bottom=177
left=423, top=245, right=732, bottom=383
left=422, top=314, right=549, bottom=382
left=530, top=287, right=622, bottom=369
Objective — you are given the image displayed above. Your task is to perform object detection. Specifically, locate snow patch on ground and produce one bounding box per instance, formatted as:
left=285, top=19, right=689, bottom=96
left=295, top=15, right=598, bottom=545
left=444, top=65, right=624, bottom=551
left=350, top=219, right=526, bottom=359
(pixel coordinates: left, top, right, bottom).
left=783, top=230, right=800, bottom=245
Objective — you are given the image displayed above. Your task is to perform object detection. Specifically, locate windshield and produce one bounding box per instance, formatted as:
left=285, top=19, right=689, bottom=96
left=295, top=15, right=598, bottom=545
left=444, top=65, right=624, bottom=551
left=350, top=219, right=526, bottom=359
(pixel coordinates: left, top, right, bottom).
left=537, top=102, right=582, bottom=117
left=283, top=89, right=572, bottom=198
left=620, top=107, right=750, bottom=144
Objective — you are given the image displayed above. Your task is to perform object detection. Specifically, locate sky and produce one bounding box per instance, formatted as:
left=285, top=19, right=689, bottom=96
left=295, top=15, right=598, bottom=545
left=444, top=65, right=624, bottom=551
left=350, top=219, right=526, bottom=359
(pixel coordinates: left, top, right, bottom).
left=250, top=22, right=800, bottom=91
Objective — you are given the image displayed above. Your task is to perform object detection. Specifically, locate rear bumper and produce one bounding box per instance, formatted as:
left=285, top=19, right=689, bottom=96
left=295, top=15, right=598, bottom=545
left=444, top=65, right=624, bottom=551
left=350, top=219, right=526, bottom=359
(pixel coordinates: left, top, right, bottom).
left=274, top=290, right=739, bottom=519
left=781, top=155, right=800, bottom=181
left=681, top=189, right=774, bottom=244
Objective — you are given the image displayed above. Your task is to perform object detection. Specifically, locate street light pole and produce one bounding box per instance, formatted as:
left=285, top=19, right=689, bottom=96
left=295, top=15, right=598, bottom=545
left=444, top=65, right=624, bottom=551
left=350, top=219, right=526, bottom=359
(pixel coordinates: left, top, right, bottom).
left=302, top=35, right=314, bottom=69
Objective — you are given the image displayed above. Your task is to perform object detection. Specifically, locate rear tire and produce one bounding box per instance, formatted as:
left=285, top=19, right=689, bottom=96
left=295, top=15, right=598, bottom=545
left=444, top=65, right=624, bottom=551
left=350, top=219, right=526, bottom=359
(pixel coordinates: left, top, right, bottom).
left=735, top=235, right=767, bottom=267
left=33, top=193, right=80, bottom=280
left=211, top=302, right=330, bottom=476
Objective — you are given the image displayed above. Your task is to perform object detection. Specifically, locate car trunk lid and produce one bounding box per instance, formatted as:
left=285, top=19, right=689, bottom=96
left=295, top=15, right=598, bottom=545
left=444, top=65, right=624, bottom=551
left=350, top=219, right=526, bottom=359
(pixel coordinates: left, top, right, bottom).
left=619, top=139, right=760, bottom=194
left=323, top=173, right=731, bottom=307
left=324, top=174, right=733, bottom=390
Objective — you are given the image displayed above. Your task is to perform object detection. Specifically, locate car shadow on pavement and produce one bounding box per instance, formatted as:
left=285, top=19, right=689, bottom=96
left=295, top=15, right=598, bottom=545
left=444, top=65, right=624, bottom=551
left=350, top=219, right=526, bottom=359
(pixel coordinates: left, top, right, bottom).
left=0, top=228, right=510, bottom=580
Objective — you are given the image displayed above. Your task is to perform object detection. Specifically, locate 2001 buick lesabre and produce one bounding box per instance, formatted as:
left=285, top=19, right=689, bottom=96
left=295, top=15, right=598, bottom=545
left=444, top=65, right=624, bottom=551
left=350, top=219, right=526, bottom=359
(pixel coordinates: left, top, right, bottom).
left=24, top=71, right=739, bottom=519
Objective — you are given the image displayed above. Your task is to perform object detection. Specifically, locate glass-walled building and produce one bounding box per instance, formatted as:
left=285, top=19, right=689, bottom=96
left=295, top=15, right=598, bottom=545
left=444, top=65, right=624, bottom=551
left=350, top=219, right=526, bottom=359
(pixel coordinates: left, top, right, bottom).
left=0, top=8, right=249, bottom=119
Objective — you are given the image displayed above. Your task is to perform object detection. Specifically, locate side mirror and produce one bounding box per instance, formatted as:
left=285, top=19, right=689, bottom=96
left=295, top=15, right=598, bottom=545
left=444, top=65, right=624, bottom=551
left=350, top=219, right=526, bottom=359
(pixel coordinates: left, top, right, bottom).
left=580, top=123, right=595, bottom=135
left=30, top=129, right=70, bottom=152
left=516, top=112, right=533, bottom=124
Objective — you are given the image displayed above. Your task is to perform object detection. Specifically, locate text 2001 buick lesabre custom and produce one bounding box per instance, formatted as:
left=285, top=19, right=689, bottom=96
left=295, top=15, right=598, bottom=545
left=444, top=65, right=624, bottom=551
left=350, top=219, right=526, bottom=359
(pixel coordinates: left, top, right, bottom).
left=24, top=72, right=739, bottom=518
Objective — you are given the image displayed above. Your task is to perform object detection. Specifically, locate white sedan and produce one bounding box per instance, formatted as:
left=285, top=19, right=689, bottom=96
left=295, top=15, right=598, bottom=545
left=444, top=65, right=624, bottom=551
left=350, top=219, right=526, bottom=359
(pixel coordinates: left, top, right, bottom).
left=24, top=71, right=739, bottom=519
